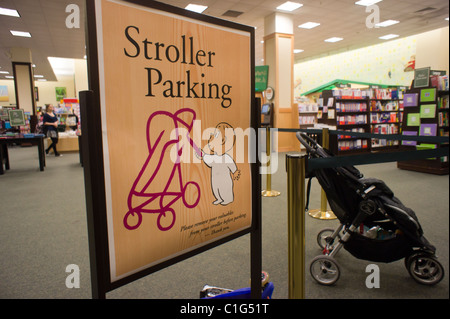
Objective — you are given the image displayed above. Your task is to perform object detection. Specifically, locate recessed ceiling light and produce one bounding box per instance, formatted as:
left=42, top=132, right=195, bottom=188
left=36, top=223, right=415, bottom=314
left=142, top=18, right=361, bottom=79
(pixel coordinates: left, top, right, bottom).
left=10, top=30, right=31, bottom=37
left=375, top=20, right=399, bottom=27
left=185, top=4, right=208, bottom=13
left=379, top=34, right=399, bottom=40
left=48, top=57, right=75, bottom=76
left=0, top=7, right=20, bottom=17
left=5, top=76, right=14, bottom=79
left=34, top=75, right=44, bottom=78
left=325, top=37, right=343, bottom=43
left=355, top=0, right=382, bottom=6
left=0, top=71, right=9, bottom=74
left=298, top=22, right=320, bottom=29
left=276, top=1, right=303, bottom=12
left=294, top=49, right=304, bottom=53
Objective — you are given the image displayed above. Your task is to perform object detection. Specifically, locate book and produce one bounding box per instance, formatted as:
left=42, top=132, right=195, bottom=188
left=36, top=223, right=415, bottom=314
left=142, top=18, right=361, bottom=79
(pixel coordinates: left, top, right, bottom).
left=416, top=143, right=437, bottom=160
left=420, top=123, right=437, bottom=136
left=402, top=131, right=417, bottom=146
left=403, top=93, right=418, bottom=107
left=420, top=88, right=436, bottom=102
left=407, top=113, right=420, bottom=126
left=420, top=104, right=436, bottom=118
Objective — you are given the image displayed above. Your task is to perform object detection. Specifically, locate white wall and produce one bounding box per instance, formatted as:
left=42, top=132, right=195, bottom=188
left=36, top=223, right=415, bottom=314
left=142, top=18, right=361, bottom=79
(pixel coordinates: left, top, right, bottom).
left=415, top=26, right=449, bottom=74
left=294, top=26, right=450, bottom=96
left=294, top=35, right=417, bottom=96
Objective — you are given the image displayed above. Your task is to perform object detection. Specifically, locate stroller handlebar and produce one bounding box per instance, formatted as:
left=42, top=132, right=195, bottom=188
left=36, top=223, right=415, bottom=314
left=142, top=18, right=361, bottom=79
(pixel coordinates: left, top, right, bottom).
left=296, top=132, right=321, bottom=154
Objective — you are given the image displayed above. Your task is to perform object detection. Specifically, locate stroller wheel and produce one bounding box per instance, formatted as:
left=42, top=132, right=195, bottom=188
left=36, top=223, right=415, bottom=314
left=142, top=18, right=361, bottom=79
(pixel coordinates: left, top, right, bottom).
left=317, top=228, right=341, bottom=252
left=406, top=253, right=444, bottom=285
left=310, top=255, right=341, bottom=286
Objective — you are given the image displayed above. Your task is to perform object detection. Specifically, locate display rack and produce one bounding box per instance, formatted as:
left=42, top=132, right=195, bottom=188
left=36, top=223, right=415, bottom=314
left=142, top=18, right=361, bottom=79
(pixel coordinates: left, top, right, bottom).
left=369, top=98, right=402, bottom=150
left=297, top=98, right=319, bottom=129
left=318, top=88, right=405, bottom=155
left=319, top=90, right=369, bottom=154
left=397, top=84, right=449, bottom=175
left=335, top=98, right=370, bottom=154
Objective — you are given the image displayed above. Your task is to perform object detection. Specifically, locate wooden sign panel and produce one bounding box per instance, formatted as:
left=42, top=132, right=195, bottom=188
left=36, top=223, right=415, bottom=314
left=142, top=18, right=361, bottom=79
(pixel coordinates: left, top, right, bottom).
left=86, top=0, right=257, bottom=286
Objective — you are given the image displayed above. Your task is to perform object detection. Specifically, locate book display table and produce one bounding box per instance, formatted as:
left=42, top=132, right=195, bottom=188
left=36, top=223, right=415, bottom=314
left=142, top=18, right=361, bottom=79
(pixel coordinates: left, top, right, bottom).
left=0, top=134, right=46, bottom=174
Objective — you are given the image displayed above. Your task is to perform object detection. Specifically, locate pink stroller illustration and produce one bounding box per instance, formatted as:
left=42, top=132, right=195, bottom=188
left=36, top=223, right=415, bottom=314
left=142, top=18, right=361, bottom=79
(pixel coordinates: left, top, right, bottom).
left=124, top=108, right=201, bottom=231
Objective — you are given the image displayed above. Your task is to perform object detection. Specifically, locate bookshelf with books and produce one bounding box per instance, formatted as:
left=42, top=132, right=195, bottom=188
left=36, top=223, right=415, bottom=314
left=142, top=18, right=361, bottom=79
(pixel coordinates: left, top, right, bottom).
left=438, top=90, right=449, bottom=137
left=297, top=99, right=319, bottom=128
left=318, top=87, right=405, bottom=155
left=397, top=84, right=448, bottom=175
left=369, top=99, right=402, bottom=150
left=319, top=89, right=371, bottom=155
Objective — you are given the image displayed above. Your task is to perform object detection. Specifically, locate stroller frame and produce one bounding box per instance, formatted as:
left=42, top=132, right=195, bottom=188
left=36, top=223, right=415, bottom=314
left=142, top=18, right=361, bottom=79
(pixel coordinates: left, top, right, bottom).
left=297, top=132, right=445, bottom=286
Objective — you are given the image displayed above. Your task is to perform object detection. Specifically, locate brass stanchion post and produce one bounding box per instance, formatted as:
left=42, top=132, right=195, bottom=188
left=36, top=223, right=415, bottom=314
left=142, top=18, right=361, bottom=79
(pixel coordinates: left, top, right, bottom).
left=262, top=126, right=280, bottom=197
left=286, top=153, right=305, bottom=299
left=308, top=128, right=337, bottom=220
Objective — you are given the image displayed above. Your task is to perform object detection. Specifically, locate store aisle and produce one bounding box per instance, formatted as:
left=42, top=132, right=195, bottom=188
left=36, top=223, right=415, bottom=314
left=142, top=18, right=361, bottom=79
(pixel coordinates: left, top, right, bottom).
left=0, top=146, right=448, bottom=299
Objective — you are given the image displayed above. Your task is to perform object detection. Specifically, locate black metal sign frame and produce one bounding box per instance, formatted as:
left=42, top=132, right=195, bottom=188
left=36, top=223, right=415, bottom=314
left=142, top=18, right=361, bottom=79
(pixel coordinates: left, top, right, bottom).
left=81, top=0, right=260, bottom=299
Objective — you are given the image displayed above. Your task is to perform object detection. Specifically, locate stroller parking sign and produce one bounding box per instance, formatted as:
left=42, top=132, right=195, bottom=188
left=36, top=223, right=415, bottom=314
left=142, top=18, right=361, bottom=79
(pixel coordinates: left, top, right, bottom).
left=84, top=0, right=257, bottom=292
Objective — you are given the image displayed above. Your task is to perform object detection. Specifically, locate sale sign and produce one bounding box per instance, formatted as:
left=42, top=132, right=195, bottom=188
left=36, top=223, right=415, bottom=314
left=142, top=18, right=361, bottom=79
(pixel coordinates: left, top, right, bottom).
left=89, top=0, right=256, bottom=282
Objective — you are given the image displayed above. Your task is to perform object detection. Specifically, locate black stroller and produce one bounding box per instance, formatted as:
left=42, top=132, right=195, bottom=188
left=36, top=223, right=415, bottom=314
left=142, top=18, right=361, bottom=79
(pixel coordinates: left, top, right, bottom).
left=296, top=132, right=445, bottom=286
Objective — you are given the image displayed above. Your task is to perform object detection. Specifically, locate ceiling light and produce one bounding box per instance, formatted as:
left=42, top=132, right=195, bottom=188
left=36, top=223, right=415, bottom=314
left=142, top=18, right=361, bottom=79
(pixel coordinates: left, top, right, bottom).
left=379, top=34, right=399, bottom=40
left=325, top=37, right=343, bottom=43
left=10, top=30, right=31, bottom=37
left=185, top=4, right=208, bottom=13
left=5, top=76, right=14, bottom=79
left=375, top=20, right=399, bottom=27
left=34, top=75, right=44, bottom=78
left=48, top=57, right=75, bottom=76
left=37, top=79, right=47, bottom=82
left=276, top=1, right=303, bottom=12
left=446, top=17, right=449, bottom=21
left=294, top=49, right=304, bottom=53
left=0, top=71, right=9, bottom=74
left=0, top=7, right=20, bottom=17
left=355, top=0, right=382, bottom=6
left=298, top=22, right=320, bottom=29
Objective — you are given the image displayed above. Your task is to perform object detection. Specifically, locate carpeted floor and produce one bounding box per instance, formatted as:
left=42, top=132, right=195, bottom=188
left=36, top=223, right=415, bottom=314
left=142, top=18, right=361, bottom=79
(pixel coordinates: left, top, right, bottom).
left=0, top=145, right=448, bottom=299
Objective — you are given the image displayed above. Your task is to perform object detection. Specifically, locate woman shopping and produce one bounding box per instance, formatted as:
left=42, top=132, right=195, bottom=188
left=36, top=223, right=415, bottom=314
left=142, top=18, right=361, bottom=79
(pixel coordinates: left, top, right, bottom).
left=43, top=105, right=61, bottom=157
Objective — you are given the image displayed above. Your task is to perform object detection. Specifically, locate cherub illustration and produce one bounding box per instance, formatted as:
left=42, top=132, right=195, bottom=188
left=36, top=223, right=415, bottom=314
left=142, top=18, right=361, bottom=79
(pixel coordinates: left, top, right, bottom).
left=196, top=122, right=240, bottom=206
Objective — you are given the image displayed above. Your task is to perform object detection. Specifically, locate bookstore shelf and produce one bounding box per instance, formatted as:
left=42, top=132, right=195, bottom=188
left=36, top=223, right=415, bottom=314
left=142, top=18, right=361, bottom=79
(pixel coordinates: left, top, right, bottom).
left=397, top=85, right=448, bottom=175
left=318, top=88, right=404, bottom=155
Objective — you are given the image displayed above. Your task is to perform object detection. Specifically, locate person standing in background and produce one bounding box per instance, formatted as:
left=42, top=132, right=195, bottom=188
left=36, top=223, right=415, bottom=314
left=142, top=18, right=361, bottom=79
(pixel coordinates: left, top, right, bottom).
left=43, top=105, right=61, bottom=157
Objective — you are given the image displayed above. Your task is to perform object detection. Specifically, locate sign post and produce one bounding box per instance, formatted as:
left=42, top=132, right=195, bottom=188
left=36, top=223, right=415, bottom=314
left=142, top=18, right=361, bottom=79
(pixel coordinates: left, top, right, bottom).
left=82, top=0, right=259, bottom=298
